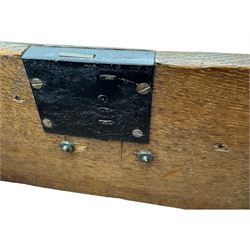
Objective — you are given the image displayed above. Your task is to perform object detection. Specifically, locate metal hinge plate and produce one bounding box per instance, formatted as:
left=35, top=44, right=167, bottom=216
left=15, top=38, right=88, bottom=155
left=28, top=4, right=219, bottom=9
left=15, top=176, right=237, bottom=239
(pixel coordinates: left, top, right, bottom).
left=22, top=45, right=155, bottom=143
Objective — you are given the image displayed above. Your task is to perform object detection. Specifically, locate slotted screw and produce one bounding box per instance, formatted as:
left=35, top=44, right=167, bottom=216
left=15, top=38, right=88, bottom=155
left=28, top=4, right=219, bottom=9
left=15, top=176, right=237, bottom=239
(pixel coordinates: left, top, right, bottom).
left=132, top=129, right=144, bottom=138
left=42, top=118, right=53, bottom=128
left=31, top=78, right=44, bottom=89
left=136, top=82, right=151, bottom=95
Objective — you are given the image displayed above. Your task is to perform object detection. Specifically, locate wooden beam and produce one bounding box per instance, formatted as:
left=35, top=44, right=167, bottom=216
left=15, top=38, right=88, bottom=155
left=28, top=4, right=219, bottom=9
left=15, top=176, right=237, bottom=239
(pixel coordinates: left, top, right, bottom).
left=1, top=42, right=249, bottom=208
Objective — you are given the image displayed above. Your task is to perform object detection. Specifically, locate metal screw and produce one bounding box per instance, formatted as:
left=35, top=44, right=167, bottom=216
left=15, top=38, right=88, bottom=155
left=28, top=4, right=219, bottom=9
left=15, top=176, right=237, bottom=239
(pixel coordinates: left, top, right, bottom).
left=132, top=129, right=144, bottom=138
left=136, top=82, right=151, bottom=95
left=59, top=140, right=75, bottom=153
left=137, top=150, right=154, bottom=163
left=31, top=78, right=44, bottom=89
left=42, top=118, right=53, bottom=128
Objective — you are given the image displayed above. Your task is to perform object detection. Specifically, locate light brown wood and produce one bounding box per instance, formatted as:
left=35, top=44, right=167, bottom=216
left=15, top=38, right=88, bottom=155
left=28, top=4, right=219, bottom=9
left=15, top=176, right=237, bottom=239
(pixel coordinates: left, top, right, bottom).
left=156, top=51, right=250, bottom=68
left=0, top=42, right=249, bottom=208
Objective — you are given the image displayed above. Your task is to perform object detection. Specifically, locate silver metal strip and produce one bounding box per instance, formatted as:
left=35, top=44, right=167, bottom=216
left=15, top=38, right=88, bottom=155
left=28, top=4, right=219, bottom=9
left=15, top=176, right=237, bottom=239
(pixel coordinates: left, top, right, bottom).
left=22, top=45, right=155, bottom=66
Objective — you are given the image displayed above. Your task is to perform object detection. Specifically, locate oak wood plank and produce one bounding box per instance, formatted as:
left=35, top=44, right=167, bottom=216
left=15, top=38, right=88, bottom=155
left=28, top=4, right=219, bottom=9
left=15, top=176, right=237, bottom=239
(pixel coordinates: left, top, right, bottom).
left=1, top=42, right=249, bottom=208
left=156, top=51, right=250, bottom=68
left=0, top=41, right=28, bottom=56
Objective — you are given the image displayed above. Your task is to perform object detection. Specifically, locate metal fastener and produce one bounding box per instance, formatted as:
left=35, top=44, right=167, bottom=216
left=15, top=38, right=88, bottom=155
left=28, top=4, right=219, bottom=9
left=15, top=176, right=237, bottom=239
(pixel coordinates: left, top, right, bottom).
left=42, top=118, right=53, bottom=128
left=132, top=129, right=144, bottom=138
left=137, top=150, right=154, bottom=163
left=136, top=82, right=151, bottom=95
left=31, top=78, right=44, bottom=89
left=59, top=140, right=75, bottom=152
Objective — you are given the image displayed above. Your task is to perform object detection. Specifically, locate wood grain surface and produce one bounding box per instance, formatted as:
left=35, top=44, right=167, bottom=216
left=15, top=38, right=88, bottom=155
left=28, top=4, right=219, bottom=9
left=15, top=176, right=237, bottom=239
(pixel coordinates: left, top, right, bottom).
left=0, top=42, right=249, bottom=208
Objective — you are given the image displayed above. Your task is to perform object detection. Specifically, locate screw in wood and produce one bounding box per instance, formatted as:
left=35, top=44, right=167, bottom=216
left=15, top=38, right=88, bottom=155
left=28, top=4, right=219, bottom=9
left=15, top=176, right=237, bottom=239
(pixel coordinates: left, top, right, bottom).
left=31, top=78, right=44, bottom=89
left=137, top=150, right=154, bottom=163
left=132, top=129, right=144, bottom=138
left=59, top=140, right=75, bottom=153
left=42, top=118, right=53, bottom=128
left=136, top=82, right=151, bottom=95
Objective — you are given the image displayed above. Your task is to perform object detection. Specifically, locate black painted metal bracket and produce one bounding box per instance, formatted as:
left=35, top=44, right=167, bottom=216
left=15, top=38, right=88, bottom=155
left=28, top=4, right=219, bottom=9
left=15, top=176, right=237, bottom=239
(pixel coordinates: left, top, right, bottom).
left=22, top=46, right=155, bottom=143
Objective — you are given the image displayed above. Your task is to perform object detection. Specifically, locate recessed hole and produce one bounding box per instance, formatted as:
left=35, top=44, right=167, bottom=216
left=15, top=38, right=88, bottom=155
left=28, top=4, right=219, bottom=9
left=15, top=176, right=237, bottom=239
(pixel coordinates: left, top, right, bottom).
left=14, top=95, right=21, bottom=100
left=214, top=143, right=229, bottom=152
left=12, top=94, right=24, bottom=103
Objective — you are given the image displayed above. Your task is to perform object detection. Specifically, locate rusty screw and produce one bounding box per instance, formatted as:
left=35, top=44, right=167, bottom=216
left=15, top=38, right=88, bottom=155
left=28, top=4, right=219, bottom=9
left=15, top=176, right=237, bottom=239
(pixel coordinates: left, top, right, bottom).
left=136, top=82, right=151, bottom=95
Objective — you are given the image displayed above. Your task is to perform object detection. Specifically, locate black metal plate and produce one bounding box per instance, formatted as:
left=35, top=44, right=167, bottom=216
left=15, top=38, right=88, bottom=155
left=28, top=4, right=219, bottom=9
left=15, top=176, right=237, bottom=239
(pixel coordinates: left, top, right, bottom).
left=22, top=50, right=154, bottom=143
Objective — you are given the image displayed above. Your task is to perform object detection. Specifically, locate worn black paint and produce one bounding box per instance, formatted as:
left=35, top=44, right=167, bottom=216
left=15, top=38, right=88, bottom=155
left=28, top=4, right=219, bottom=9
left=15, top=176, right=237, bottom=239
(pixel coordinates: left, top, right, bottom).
left=22, top=59, right=154, bottom=143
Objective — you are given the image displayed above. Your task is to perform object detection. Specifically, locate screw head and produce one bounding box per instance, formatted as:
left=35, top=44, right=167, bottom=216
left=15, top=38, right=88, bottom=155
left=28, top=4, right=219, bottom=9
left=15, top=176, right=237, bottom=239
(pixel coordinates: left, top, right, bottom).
left=31, top=78, right=44, bottom=89
left=137, top=150, right=154, bottom=163
left=42, top=118, right=53, bottom=128
left=132, top=129, right=144, bottom=138
left=59, top=140, right=75, bottom=153
left=136, top=82, right=151, bottom=95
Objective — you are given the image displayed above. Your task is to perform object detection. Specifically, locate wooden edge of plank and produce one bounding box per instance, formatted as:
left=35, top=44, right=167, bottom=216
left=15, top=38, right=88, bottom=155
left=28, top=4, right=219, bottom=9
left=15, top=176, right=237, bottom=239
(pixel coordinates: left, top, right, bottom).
left=1, top=41, right=250, bottom=69
left=0, top=41, right=29, bottom=56
left=156, top=51, right=250, bottom=69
